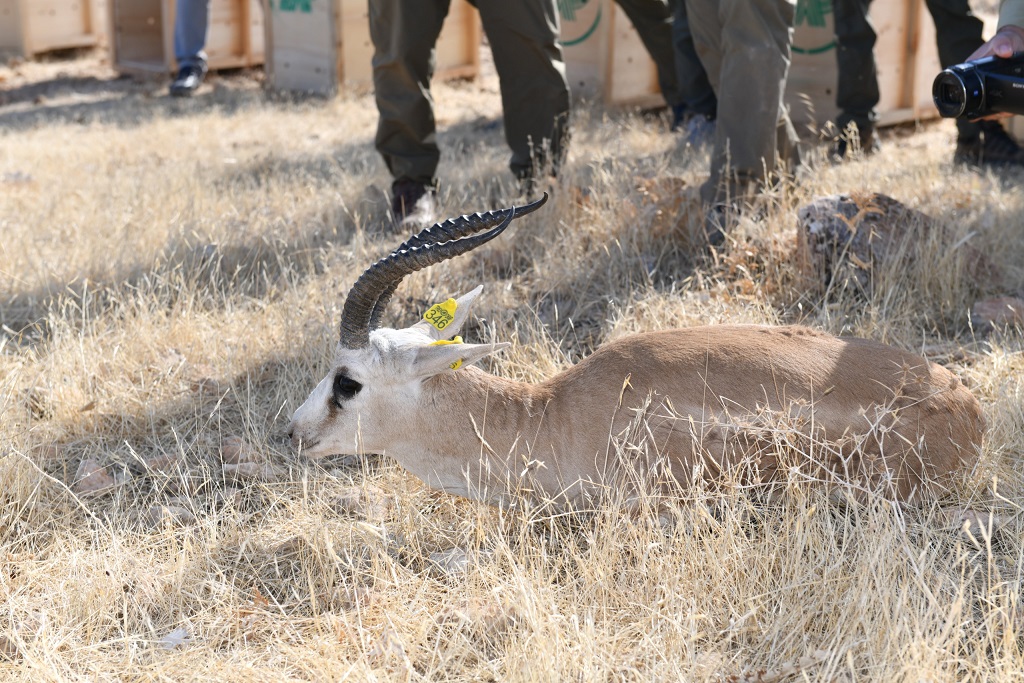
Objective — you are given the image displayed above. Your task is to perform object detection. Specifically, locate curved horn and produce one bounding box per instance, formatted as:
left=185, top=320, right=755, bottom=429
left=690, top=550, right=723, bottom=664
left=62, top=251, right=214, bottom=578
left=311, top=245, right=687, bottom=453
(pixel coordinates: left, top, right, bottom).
left=366, top=192, right=549, bottom=330
left=339, top=193, right=548, bottom=348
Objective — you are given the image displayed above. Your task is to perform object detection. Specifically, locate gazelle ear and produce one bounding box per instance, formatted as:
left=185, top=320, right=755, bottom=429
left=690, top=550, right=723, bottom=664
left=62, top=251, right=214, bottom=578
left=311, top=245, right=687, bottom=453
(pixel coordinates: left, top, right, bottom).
left=411, top=340, right=510, bottom=378
left=412, top=285, right=485, bottom=341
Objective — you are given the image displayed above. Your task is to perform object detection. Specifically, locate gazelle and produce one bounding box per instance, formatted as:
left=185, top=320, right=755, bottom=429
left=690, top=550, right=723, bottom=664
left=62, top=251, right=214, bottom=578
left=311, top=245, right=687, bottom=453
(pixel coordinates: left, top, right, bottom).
left=289, top=195, right=983, bottom=507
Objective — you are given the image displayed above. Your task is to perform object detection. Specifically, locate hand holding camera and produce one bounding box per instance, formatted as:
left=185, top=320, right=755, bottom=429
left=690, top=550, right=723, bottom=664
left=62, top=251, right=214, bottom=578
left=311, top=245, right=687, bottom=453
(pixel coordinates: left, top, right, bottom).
left=933, top=51, right=1024, bottom=119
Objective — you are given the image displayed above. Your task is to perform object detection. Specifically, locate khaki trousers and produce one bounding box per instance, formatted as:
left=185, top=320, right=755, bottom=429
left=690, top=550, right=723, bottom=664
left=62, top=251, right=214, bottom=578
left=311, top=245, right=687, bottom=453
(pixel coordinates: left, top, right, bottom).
left=370, top=0, right=570, bottom=185
left=685, top=0, right=800, bottom=204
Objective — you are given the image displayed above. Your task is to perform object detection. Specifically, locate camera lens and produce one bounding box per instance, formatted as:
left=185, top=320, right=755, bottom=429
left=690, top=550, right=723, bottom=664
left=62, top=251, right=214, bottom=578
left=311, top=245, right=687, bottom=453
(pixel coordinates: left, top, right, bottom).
left=933, top=71, right=968, bottom=118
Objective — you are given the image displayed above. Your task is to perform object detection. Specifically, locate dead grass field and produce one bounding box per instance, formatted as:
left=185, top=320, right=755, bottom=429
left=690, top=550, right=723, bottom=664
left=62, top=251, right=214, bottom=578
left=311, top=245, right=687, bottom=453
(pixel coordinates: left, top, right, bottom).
left=2, top=47, right=1024, bottom=682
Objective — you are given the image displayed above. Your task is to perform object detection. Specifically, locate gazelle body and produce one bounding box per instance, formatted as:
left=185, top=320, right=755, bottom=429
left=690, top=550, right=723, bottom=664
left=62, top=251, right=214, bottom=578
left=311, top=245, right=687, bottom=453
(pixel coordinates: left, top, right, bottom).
left=289, top=196, right=984, bottom=506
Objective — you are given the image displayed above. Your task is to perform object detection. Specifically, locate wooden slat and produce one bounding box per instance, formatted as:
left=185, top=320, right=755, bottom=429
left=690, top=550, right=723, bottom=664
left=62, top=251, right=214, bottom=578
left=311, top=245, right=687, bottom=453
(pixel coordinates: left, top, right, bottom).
left=561, top=0, right=664, bottom=107
left=0, top=0, right=26, bottom=55
left=266, top=0, right=336, bottom=94
left=787, top=0, right=941, bottom=130
left=605, top=2, right=662, bottom=107
left=267, top=0, right=478, bottom=94
left=1, top=0, right=108, bottom=56
left=112, top=0, right=265, bottom=74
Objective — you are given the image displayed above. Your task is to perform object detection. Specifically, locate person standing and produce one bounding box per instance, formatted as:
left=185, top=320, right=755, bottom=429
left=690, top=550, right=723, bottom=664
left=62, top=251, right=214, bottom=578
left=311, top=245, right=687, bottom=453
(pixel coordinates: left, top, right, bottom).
left=684, top=0, right=801, bottom=242
left=371, top=0, right=570, bottom=227
left=832, top=0, right=1024, bottom=165
left=169, top=0, right=210, bottom=97
left=667, top=0, right=717, bottom=143
left=968, top=0, right=1024, bottom=58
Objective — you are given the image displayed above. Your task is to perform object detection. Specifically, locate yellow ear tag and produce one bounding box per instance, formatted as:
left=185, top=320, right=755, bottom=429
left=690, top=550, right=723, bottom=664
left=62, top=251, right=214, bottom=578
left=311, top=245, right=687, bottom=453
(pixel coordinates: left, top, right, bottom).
left=430, top=335, right=464, bottom=370
left=423, top=298, right=457, bottom=332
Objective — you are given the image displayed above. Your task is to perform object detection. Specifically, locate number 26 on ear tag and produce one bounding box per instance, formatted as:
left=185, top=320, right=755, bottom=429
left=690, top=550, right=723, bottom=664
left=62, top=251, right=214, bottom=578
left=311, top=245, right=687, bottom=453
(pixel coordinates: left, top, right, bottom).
left=424, top=299, right=457, bottom=331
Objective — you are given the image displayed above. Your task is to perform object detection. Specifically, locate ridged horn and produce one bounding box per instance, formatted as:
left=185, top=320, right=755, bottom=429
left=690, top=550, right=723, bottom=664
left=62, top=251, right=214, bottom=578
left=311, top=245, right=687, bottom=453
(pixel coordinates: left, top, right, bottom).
left=366, top=192, right=548, bottom=331
left=339, top=192, right=548, bottom=348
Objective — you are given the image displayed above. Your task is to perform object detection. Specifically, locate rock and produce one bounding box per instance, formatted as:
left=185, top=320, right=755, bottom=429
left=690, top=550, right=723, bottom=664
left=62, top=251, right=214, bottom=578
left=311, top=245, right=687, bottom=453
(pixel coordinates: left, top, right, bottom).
left=222, top=461, right=286, bottom=483
left=158, top=627, right=191, bottom=650
left=796, top=193, right=933, bottom=295
left=145, top=504, right=197, bottom=528
left=934, top=506, right=1012, bottom=547
left=220, top=436, right=254, bottom=464
left=214, top=487, right=243, bottom=506
left=73, top=459, right=117, bottom=495
left=428, top=547, right=494, bottom=578
left=970, top=296, right=1024, bottom=334
left=334, top=585, right=375, bottom=611
left=795, top=192, right=1000, bottom=298
left=33, top=443, right=61, bottom=460
left=368, top=628, right=408, bottom=671
left=333, top=485, right=394, bottom=521
left=442, top=597, right=519, bottom=637
left=145, top=450, right=184, bottom=472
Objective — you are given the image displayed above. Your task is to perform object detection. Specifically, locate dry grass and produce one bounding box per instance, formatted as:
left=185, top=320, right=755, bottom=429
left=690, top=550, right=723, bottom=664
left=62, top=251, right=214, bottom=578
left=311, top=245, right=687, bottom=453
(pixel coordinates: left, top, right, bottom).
left=2, top=50, right=1024, bottom=682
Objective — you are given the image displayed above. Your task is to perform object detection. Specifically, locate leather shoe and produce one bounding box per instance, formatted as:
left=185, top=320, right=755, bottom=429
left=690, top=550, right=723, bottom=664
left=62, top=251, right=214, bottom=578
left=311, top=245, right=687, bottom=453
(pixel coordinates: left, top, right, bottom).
left=169, top=65, right=206, bottom=97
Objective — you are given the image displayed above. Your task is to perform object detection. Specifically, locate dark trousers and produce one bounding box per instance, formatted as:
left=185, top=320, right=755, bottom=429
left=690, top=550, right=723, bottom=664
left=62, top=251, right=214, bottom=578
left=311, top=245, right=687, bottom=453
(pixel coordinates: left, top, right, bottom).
left=833, top=0, right=985, bottom=140
left=614, top=0, right=717, bottom=117
left=668, top=0, right=717, bottom=117
left=370, top=0, right=570, bottom=184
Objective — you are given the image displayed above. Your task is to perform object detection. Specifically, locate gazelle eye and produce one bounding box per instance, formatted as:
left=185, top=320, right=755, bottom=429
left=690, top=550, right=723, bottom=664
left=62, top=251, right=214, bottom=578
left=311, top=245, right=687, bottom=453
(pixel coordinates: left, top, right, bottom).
left=333, top=372, right=362, bottom=405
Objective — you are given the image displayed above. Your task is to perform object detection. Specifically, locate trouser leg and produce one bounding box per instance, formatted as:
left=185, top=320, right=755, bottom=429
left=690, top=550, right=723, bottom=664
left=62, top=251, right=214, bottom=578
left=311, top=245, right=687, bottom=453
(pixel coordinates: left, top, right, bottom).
left=686, top=0, right=799, bottom=203
left=370, top=0, right=449, bottom=186
left=613, top=0, right=682, bottom=108
left=174, top=0, right=210, bottom=70
left=668, top=0, right=716, bottom=118
left=924, top=0, right=984, bottom=140
left=833, top=0, right=878, bottom=134
left=476, top=0, right=571, bottom=178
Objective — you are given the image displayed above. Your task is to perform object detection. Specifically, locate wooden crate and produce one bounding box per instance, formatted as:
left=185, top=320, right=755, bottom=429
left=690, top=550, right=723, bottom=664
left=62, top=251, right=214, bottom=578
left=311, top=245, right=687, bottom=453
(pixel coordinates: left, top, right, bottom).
left=265, top=0, right=481, bottom=95
left=111, top=0, right=264, bottom=75
left=560, top=0, right=663, bottom=108
left=561, top=0, right=945, bottom=125
left=0, top=0, right=109, bottom=57
left=788, top=0, right=943, bottom=130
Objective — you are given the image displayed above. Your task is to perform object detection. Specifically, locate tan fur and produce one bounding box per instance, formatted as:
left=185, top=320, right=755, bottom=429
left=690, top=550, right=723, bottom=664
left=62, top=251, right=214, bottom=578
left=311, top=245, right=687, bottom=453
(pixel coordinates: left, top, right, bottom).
left=326, top=324, right=983, bottom=506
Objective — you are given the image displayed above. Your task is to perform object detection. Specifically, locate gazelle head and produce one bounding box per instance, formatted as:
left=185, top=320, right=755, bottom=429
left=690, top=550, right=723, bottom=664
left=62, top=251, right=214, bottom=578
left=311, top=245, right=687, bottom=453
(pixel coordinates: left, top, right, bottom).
left=288, top=194, right=548, bottom=458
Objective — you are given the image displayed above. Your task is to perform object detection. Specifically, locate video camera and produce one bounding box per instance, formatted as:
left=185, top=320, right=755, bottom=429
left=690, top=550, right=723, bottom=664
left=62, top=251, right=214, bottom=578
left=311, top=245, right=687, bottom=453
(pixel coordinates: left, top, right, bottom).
left=932, top=53, right=1024, bottom=119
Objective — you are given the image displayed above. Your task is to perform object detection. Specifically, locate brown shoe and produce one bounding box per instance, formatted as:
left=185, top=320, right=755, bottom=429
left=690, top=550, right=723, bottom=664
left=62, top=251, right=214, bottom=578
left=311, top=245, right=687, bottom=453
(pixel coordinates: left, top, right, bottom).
left=390, top=179, right=437, bottom=229
left=830, top=123, right=880, bottom=162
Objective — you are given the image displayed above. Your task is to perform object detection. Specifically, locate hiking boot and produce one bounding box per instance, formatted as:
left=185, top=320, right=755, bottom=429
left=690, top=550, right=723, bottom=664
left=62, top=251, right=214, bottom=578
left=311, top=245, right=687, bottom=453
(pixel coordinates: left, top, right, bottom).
left=954, top=121, right=1024, bottom=167
left=169, top=64, right=206, bottom=97
left=830, top=123, right=880, bottom=162
left=702, top=204, right=728, bottom=248
left=670, top=104, right=687, bottom=132
left=390, top=178, right=437, bottom=229
left=684, top=114, right=716, bottom=148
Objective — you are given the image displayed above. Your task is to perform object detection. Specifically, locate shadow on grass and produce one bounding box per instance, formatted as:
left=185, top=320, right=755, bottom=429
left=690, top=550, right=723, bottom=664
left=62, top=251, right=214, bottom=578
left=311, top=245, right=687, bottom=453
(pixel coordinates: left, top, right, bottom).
left=0, top=66, right=288, bottom=131
left=0, top=112, right=519, bottom=351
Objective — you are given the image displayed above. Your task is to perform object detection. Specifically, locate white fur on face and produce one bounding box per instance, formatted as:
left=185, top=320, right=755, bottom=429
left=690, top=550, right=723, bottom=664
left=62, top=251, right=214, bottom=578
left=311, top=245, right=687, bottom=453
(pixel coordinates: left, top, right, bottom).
left=288, top=328, right=434, bottom=458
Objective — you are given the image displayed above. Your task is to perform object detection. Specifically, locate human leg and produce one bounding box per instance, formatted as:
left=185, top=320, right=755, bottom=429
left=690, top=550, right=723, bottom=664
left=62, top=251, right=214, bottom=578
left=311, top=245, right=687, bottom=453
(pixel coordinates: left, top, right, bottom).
left=170, top=0, right=210, bottom=96
left=174, top=0, right=210, bottom=69
left=668, top=0, right=716, bottom=136
left=613, top=0, right=682, bottom=111
left=476, top=0, right=571, bottom=182
left=832, top=0, right=879, bottom=154
left=370, top=0, right=448, bottom=186
left=686, top=0, right=799, bottom=205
